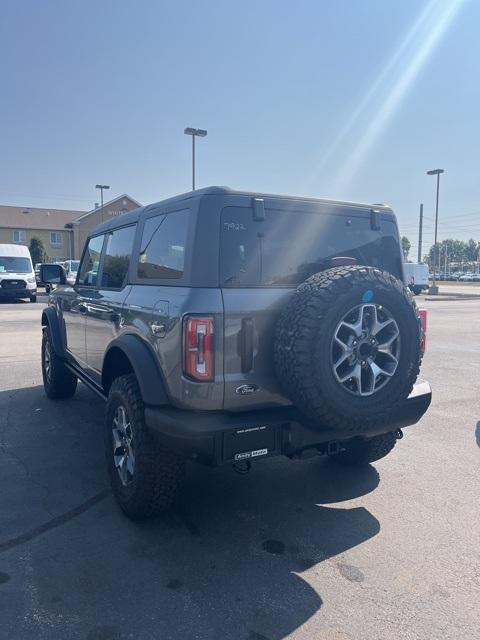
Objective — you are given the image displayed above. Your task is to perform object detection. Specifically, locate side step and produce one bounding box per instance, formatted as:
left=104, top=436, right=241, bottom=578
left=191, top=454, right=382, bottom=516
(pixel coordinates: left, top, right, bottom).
left=65, top=362, right=107, bottom=401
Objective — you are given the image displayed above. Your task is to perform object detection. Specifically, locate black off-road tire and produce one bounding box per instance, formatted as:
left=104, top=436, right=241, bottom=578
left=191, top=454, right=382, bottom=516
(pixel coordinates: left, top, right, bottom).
left=331, top=432, right=397, bottom=466
left=41, top=327, right=77, bottom=399
left=30, top=294, right=37, bottom=303
left=275, top=265, right=422, bottom=432
left=105, top=374, right=186, bottom=520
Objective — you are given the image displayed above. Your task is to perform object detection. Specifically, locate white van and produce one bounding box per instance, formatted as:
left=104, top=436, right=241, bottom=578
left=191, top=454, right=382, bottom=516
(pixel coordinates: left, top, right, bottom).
left=0, top=244, right=37, bottom=302
left=403, top=262, right=430, bottom=295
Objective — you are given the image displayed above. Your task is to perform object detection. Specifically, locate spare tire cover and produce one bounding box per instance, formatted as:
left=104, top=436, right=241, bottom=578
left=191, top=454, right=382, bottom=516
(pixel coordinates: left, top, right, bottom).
left=274, top=265, right=422, bottom=431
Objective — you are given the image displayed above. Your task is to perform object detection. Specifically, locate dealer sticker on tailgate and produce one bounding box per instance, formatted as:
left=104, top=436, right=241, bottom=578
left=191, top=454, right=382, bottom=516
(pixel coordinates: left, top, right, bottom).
left=234, top=448, right=268, bottom=461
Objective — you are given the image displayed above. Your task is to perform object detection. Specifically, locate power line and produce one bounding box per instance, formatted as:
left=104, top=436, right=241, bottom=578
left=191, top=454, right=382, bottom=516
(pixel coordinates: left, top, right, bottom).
left=0, top=190, right=94, bottom=205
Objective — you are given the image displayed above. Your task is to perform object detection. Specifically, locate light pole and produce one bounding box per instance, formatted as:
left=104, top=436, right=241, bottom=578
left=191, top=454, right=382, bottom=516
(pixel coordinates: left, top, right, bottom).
left=426, top=168, right=444, bottom=294
left=184, top=127, right=207, bottom=191
left=96, top=184, right=110, bottom=223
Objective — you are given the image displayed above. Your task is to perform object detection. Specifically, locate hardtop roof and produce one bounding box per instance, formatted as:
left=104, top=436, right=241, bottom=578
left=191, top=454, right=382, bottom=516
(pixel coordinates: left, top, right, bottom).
left=89, top=186, right=394, bottom=237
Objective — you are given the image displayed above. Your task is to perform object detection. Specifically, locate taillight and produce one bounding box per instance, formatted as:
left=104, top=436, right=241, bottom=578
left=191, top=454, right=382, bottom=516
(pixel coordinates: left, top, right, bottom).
left=184, top=316, right=214, bottom=381
left=419, top=308, right=427, bottom=354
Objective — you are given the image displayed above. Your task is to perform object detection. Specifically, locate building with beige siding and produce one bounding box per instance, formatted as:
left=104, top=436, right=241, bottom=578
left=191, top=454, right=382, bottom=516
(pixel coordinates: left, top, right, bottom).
left=0, top=194, right=141, bottom=261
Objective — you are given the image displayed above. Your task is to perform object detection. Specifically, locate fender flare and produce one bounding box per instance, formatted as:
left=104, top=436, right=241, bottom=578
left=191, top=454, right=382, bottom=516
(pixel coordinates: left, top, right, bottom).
left=41, top=307, right=64, bottom=357
left=103, top=334, right=169, bottom=406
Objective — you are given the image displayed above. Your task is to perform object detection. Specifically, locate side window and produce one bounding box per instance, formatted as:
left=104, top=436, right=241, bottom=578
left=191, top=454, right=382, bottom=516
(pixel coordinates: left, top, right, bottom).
left=138, top=209, right=190, bottom=279
left=78, top=235, right=105, bottom=286
left=100, top=225, right=136, bottom=289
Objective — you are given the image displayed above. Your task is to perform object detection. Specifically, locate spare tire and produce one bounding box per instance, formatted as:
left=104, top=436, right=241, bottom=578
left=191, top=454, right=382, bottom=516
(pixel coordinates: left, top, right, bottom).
left=274, top=265, right=422, bottom=432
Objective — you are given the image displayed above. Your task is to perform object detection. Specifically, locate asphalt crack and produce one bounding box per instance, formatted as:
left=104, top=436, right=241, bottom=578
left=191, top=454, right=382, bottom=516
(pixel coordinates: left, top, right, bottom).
left=0, top=489, right=110, bottom=554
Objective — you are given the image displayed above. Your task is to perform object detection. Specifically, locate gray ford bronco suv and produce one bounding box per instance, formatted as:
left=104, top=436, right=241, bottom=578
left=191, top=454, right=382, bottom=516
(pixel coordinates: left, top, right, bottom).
left=40, top=187, right=431, bottom=519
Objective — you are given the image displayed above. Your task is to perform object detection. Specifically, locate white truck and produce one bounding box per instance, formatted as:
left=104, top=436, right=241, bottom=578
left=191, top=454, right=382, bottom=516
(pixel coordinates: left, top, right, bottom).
left=403, top=262, right=430, bottom=295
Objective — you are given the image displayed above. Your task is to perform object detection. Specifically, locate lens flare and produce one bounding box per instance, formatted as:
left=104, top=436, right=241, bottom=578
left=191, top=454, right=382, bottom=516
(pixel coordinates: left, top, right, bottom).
left=308, top=0, right=464, bottom=196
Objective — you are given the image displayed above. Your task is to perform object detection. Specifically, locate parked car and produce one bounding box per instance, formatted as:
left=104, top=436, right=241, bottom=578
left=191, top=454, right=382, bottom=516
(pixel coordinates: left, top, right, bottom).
left=63, top=259, right=80, bottom=285
left=0, top=243, right=37, bottom=302
left=34, top=263, right=42, bottom=285
left=459, top=273, right=474, bottom=281
left=403, top=262, right=430, bottom=294
left=40, top=187, right=431, bottom=519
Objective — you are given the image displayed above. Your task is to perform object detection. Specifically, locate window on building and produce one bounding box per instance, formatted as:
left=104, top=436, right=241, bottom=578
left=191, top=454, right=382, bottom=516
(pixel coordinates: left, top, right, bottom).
left=78, top=235, right=105, bottom=286
left=137, top=209, right=190, bottom=279
left=50, top=232, right=62, bottom=246
left=100, top=225, right=136, bottom=289
left=13, top=230, right=26, bottom=243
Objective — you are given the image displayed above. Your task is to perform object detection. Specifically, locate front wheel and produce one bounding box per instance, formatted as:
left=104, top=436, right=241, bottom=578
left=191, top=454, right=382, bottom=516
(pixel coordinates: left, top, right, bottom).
left=41, top=327, right=77, bottom=399
left=105, top=374, right=186, bottom=520
left=30, top=294, right=37, bottom=303
left=330, top=432, right=397, bottom=466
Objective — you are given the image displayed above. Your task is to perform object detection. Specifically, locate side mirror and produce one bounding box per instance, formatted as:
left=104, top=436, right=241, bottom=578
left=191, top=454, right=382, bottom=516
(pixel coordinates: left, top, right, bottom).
left=40, top=264, right=67, bottom=285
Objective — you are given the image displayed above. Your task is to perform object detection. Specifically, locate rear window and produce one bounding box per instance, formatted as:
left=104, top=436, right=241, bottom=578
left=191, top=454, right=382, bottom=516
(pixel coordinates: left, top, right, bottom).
left=220, top=206, right=402, bottom=287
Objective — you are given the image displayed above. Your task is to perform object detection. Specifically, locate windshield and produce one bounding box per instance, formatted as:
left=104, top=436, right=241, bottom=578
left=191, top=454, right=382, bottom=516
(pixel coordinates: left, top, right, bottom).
left=0, top=257, right=32, bottom=273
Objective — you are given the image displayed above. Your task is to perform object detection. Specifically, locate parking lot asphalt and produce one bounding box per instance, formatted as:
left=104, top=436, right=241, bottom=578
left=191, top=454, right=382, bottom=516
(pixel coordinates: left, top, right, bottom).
left=0, top=298, right=479, bottom=640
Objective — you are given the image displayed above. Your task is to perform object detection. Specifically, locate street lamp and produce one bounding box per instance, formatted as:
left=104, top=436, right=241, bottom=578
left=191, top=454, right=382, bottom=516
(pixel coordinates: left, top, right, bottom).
left=184, top=127, right=207, bottom=191
left=95, top=184, right=110, bottom=222
left=426, top=168, right=444, bottom=294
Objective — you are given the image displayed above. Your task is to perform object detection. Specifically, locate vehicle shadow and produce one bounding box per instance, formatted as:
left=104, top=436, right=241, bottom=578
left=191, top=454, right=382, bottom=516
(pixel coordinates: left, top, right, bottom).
left=475, top=421, right=480, bottom=447
left=0, top=298, right=30, bottom=304
left=0, top=384, right=381, bottom=640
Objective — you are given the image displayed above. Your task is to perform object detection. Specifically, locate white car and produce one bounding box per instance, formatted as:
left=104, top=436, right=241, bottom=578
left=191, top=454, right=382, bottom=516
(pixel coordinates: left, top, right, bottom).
left=0, top=243, right=37, bottom=302
left=403, top=262, right=430, bottom=295
left=459, top=273, right=474, bottom=281
left=63, top=259, right=80, bottom=285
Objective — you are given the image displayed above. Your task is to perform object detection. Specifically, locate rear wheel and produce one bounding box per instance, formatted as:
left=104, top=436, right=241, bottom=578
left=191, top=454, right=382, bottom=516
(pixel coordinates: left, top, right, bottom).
left=41, top=327, right=77, bottom=399
left=30, top=294, right=37, bottom=303
left=331, top=432, right=397, bottom=466
left=105, top=374, right=186, bottom=520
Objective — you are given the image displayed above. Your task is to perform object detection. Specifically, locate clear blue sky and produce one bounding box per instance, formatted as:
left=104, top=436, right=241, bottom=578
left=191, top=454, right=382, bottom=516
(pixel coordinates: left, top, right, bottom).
left=0, top=0, right=478, bottom=257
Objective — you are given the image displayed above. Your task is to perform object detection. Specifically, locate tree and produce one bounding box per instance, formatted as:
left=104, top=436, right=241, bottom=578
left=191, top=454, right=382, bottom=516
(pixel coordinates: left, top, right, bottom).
left=426, top=238, right=480, bottom=271
left=465, top=238, right=479, bottom=262
left=29, top=237, right=47, bottom=265
left=401, top=236, right=411, bottom=260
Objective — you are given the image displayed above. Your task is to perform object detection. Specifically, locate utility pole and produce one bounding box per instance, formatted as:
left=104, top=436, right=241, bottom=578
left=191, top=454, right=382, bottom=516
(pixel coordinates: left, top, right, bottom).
left=96, top=184, right=110, bottom=223
left=426, top=168, right=444, bottom=294
left=417, top=203, right=423, bottom=263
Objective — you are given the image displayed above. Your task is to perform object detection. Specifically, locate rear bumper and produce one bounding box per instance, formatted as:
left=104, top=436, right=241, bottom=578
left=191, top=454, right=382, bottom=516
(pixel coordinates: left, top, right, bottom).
left=145, top=380, right=432, bottom=466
